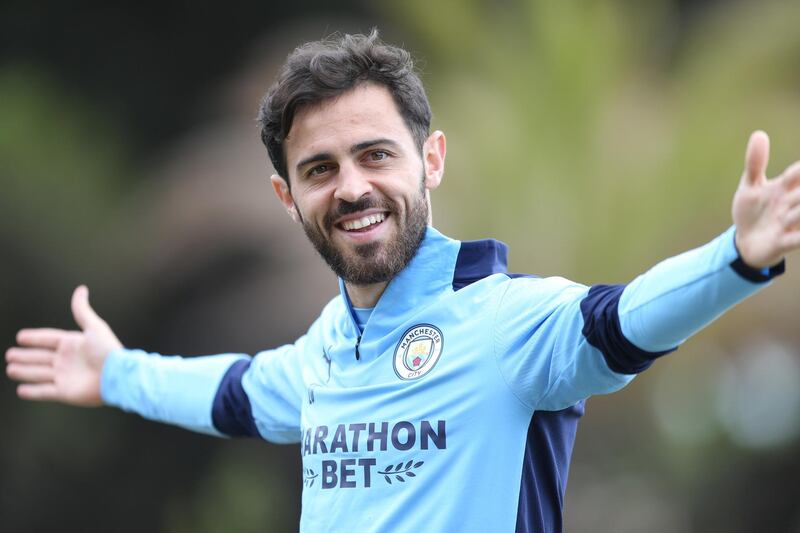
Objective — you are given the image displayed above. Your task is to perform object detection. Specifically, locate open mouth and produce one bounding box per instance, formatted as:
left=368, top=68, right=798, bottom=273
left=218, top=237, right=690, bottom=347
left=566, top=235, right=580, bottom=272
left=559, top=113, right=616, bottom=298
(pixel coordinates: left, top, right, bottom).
left=338, top=212, right=388, bottom=233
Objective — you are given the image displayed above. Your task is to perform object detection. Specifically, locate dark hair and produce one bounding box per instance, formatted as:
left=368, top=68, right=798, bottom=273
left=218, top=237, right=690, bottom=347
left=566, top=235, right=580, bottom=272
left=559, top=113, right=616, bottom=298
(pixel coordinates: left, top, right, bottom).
left=257, top=29, right=432, bottom=182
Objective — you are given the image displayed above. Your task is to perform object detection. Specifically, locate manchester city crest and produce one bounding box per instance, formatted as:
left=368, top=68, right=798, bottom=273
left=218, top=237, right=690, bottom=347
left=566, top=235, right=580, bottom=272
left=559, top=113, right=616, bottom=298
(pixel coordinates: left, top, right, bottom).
left=393, top=324, right=443, bottom=380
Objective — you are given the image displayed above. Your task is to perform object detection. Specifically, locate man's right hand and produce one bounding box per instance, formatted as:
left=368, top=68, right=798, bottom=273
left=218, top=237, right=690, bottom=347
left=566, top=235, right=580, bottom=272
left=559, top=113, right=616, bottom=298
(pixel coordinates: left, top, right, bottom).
left=5, top=285, right=122, bottom=406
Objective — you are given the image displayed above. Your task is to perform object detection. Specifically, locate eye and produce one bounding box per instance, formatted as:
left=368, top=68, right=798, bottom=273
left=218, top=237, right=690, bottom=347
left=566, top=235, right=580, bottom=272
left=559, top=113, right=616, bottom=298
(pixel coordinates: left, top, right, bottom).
left=307, top=164, right=331, bottom=178
left=368, top=149, right=390, bottom=162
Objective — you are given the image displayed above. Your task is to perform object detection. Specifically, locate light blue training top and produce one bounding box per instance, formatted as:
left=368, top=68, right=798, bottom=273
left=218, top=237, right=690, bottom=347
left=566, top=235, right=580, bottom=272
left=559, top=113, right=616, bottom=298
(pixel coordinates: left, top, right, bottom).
left=100, top=226, right=782, bottom=532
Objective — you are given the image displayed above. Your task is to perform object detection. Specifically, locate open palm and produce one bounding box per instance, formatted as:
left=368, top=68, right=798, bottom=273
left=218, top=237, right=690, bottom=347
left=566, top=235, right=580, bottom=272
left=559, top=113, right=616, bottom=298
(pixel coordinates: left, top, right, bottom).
left=5, top=286, right=122, bottom=406
left=733, top=131, right=800, bottom=268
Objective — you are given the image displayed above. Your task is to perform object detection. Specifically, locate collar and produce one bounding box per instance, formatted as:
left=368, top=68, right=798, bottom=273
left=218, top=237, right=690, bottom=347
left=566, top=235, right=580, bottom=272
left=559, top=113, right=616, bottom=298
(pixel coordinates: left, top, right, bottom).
left=338, top=226, right=510, bottom=342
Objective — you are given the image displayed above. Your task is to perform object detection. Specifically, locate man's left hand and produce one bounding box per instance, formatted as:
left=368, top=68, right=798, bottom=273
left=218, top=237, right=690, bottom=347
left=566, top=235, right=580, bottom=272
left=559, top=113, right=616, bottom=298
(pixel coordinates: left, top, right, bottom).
left=732, top=130, right=800, bottom=268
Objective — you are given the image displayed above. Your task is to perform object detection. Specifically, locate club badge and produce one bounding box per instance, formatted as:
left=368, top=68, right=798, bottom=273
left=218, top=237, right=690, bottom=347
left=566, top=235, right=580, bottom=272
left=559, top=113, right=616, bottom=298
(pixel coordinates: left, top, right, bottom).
left=393, top=324, right=443, bottom=380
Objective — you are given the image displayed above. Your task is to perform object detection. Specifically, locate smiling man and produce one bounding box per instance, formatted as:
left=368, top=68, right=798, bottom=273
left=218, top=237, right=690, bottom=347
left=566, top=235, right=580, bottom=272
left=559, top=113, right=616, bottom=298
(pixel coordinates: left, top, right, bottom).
left=271, top=82, right=443, bottom=302
left=6, top=31, right=800, bottom=533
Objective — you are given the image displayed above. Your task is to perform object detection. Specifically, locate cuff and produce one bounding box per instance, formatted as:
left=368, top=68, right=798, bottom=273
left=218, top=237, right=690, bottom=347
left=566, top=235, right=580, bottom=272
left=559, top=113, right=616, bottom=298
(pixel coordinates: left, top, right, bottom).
left=731, top=229, right=786, bottom=283
left=99, top=348, right=141, bottom=407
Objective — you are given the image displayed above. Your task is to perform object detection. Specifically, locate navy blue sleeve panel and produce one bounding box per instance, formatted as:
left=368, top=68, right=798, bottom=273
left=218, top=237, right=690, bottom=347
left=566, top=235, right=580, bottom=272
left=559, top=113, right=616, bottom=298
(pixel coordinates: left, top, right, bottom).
left=211, top=358, right=261, bottom=437
left=515, top=402, right=585, bottom=533
left=580, top=284, right=675, bottom=375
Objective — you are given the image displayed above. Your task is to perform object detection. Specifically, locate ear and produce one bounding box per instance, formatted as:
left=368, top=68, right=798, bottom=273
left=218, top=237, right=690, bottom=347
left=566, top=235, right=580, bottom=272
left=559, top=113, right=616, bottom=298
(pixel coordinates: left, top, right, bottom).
left=270, top=174, right=301, bottom=223
left=423, top=130, right=446, bottom=191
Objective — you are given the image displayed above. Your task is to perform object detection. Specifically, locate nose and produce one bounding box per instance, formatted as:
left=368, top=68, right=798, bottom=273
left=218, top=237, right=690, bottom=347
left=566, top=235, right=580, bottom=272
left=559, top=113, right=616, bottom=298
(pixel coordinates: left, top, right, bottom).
left=333, top=162, right=373, bottom=203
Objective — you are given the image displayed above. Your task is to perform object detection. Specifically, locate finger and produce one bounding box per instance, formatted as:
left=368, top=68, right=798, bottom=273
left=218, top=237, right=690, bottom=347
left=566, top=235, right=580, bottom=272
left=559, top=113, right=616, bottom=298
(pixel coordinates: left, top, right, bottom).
left=779, top=229, right=800, bottom=250
left=71, top=285, right=102, bottom=331
left=781, top=161, right=800, bottom=190
left=17, top=383, right=59, bottom=402
left=783, top=186, right=800, bottom=208
left=743, top=130, right=770, bottom=186
left=6, top=363, right=55, bottom=383
left=5, top=347, right=55, bottom=365
left=16, top=328, right=66, bottom=349
left=784, top=203, right=800, bottom=228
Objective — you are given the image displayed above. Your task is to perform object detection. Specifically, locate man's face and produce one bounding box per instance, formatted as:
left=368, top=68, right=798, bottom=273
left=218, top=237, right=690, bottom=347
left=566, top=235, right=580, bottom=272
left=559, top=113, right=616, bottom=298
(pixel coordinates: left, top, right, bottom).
left=274, top=83, right=444, bottom=286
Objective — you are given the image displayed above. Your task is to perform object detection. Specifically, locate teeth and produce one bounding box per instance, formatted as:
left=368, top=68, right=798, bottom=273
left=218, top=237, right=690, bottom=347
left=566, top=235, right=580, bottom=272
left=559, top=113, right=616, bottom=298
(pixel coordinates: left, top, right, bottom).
left=342, top=213, right=386, bottom=231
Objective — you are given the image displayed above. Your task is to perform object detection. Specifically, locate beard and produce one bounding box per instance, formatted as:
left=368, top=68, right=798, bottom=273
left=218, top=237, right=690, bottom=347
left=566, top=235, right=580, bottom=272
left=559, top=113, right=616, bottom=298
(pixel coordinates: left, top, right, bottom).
left=300, top=180, right=429, bottom=286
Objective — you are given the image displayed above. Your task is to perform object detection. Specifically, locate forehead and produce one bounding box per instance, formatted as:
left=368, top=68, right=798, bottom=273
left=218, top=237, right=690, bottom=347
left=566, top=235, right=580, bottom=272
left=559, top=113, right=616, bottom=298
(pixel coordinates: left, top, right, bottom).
left=284, top=84, right=414, bottom=167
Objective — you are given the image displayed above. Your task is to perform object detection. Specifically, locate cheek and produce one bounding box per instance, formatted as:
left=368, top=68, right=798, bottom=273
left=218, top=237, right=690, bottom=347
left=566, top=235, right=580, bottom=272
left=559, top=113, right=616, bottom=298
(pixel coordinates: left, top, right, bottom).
left=299, top=196, right=336, bottom=230
left=293, top=189, right=326, bottom=215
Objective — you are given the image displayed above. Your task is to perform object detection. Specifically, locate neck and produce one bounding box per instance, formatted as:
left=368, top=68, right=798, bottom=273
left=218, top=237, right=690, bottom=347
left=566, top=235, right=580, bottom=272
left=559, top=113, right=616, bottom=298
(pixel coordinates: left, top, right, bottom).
left=345, top=280, right=389, bottom=308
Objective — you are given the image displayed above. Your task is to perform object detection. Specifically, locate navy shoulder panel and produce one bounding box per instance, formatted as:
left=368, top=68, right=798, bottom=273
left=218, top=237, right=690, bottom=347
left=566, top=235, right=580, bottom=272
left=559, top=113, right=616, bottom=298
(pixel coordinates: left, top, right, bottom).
left=211, top=358, right=261, bottom=437
left=579, top=284, right=674, bottom=374
left=515, top=402, right=585, bottom=533
left=453, top=238, right=510, bottom=290
left=453, top=237, right=579, bottom=532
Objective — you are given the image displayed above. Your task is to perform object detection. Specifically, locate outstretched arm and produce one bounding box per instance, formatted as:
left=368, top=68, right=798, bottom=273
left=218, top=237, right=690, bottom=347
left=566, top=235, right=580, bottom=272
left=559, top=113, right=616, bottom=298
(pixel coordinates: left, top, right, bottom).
left=6, top=285, right=122, bottom=406
left=617, top=130, right=799, bottom=354
left=6, top=285, right=251, bottom=436
left=6, top=285, right=306, bottom=440
left=496, top=131, right=799, bottom=411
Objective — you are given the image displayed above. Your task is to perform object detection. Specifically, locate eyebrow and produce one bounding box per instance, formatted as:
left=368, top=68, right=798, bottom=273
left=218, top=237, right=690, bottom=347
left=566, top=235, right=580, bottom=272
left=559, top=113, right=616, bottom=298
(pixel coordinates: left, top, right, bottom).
left=296, top=152, right=333, bottom=173
left=295, top=138, right=401, bottom=173
left=350, top=138, right=400, bottom=153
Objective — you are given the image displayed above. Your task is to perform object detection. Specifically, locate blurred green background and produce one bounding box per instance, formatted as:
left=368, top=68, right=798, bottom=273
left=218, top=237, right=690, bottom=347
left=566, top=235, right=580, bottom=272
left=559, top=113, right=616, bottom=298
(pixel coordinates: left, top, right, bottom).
left=2, top=1, right=799, bottom=531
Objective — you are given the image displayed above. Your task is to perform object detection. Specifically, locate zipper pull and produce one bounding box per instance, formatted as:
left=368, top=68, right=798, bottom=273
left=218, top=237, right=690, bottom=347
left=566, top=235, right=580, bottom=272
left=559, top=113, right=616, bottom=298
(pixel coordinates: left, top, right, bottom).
left=355, top=335, right=362, bottom=360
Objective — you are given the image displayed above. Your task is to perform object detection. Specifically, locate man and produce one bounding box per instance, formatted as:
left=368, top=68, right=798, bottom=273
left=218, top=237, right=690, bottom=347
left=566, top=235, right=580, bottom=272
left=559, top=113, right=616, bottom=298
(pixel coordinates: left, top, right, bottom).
left=5, top=31, right=800, bottom=532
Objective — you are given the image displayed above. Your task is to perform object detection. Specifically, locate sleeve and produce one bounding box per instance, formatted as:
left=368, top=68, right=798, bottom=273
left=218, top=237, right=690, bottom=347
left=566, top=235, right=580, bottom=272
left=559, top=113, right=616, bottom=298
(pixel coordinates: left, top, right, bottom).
left=101, top=336, right=309, bottom=443
left=100, top=349, right=248, bottom=436
left=494, top=226, right=784, bottom=411
left=616, top=226, right=784, bottom=353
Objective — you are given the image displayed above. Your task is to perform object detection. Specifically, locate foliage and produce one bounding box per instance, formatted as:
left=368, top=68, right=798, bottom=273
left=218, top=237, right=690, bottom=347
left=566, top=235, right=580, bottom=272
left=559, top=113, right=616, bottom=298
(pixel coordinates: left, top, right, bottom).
left=389, top=0, right=800, bottom=281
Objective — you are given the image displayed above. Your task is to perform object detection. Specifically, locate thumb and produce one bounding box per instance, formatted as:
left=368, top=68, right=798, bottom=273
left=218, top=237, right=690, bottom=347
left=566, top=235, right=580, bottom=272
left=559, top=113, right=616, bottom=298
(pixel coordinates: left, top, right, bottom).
left=743, top=130, right=770, bottom=186
left=71, top=285, right=102, bottom=331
